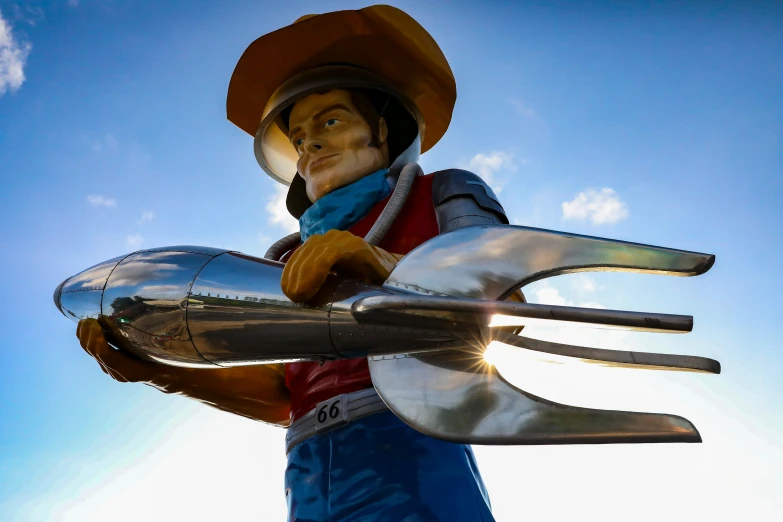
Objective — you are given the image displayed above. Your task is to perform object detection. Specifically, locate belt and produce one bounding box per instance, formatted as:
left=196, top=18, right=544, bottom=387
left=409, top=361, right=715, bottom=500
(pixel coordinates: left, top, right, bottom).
left=285, top=387, right=389, bottom=454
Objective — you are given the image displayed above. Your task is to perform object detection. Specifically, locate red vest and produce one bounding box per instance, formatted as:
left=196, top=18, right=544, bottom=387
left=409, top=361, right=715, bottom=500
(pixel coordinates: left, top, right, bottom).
left=285, top=173, right=440, bottom=421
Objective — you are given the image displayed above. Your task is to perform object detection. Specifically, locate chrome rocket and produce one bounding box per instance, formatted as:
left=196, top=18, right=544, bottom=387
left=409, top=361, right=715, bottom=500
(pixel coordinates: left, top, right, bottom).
left=54, top=225, right=719, bottom=445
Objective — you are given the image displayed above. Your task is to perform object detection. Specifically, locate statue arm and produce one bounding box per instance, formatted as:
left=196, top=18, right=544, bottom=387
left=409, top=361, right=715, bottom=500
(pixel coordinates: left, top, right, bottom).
left=77, top=319, right=291, bottom=426
left=146, top=364, right=290, bottom=426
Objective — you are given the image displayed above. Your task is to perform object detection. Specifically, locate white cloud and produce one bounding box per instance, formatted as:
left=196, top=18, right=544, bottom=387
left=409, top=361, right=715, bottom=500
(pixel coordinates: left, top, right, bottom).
left=265, top=184, right=299, bottom=234
left=0, top=8, right=31, bottom=95
left=562, top=188, right=628, bottom=225
left=461, top=151, right=519, bottom=194
left=87, top=195, right=117, bottom=207
left=126, top=234, right=144, bottom=248
left=535, top=286, right=571, bottom=307
left=140, top=210, right=155, bottom=222
left=578, top=274, right=597, bottom=293
left=67, top=0, right=80, bottom=7
left=530, top=280, right=605, bottom=311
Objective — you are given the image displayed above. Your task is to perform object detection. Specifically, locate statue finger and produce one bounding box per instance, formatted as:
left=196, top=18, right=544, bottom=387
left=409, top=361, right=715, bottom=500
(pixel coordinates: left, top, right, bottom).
left=91, top=341, right=144, bottom=383
left=81, top=321, right=108, bottom=357
left=76, top=319, right=86, bottom=342
left=102, top=364, right=130, bottom=383
left=283, top=245, right=338, bottom=302
left=289, top=238, right=340, bottom=283
left=76, top=318, right=98, bottom=351
left=283, top=266, right=330, bottom=302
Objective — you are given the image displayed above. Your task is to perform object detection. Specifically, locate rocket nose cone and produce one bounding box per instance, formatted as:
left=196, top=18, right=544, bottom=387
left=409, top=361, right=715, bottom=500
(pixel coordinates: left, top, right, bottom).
left=53, top=277, right=69, bottom=316
left=54, top=254, right=127, bottom=323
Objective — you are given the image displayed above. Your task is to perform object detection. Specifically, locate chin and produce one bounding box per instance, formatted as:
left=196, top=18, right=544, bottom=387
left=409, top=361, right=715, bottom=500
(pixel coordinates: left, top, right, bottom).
left=313, top=170, right=361, bottom=198
left=311, top=180, right=344, bottom=201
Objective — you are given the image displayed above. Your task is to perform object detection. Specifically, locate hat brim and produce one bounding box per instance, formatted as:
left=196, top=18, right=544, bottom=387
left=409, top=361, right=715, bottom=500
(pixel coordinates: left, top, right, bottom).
left=226, top=5, right=456, bottom=156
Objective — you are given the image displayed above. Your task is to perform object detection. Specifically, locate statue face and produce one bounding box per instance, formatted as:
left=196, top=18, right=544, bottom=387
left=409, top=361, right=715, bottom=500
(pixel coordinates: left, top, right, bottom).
left=288, top=89, right=389, bottom=202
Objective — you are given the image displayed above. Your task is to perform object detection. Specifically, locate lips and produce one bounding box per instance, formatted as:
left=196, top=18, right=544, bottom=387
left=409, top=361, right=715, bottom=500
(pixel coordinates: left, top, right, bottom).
left=308, top=153, right=340, bottom=173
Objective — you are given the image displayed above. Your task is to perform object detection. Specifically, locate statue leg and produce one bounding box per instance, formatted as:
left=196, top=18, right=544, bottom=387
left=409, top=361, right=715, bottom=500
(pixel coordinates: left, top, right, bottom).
left=285, top=411, right=495, bottom=521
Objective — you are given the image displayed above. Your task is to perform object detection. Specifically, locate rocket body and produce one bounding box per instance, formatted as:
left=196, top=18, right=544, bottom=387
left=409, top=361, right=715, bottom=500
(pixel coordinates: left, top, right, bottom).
left=54, top=246, right=459, bottom=368
left=53, top=227, right=720, bottom=446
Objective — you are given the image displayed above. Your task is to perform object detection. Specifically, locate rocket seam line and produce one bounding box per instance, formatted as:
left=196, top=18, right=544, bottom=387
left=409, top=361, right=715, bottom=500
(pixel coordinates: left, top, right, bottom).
left=99, top=251, right=141, bottom=322
left=183, top=252, right=230, bottom=367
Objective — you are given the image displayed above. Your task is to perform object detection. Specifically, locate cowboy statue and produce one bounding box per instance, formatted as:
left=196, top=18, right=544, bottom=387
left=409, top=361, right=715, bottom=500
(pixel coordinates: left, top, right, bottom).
left=77, top=6, right=500, bottom=520
left=64, top=5, right=719, bottom=521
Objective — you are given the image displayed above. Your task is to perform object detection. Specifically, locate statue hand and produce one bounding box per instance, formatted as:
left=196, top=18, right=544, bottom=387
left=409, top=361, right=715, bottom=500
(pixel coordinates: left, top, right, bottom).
left=76, top=319, right=290, bottom=424
left=76, top=318, right=159, bottom=383
left=281, top=230, right=401, bottom=303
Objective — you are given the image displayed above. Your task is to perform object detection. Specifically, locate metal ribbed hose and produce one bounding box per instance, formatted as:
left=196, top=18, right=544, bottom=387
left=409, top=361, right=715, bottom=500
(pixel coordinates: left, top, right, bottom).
left=264, top=231, right=302, bottom=261
left=363, top=162, right=421, bottom=246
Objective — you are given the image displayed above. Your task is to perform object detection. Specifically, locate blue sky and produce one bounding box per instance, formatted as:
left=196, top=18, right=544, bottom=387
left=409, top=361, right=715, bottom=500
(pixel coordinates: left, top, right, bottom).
left=1, top=0, right=782, bottom=520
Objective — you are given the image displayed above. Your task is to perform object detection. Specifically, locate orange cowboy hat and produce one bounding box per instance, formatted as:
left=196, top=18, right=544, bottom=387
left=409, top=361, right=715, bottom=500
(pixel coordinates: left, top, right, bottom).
left=226, top=5, right=457, bottom=192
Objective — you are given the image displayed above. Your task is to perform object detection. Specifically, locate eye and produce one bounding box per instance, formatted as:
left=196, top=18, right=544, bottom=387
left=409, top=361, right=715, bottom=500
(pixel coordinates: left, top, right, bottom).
left=324, top=119, right=339, bottom=127
left=295, top=138, right=304, bottom=147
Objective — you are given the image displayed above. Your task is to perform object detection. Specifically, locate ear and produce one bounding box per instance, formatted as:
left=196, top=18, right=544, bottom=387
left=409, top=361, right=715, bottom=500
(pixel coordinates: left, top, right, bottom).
left=377, top=117, right=388, bottom=145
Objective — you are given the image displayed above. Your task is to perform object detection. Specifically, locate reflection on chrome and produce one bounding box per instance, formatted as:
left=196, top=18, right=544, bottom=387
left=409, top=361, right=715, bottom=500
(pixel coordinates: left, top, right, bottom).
left=386, top=224, right=714, bottom=300
left=54, top=226, right=719, bottom=445
left=352, top=294, right=694, bottom=334
left=54, top=246, right=469, bottom=368
left=370, top=224, right=718, bottom=445
left=489, top=313, right=649, bottom=330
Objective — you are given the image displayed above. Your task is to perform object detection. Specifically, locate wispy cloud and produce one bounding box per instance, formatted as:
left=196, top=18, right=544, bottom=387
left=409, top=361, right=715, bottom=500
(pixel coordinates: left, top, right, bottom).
left=460, top=151, right=520, bottom=194
left=126, top=234, right=144, bottom=248
left=265, top=184, right=299, bottom=234
left=0, top=9, right=31, bottom=96
left=509, top=98, right=537, bottom=119
left=90, top=133, right=118, bottom=152
left=562, top=188, right=628, bottom=225
left=140, top=210, right=155, bottom=222
left=139, top=284, right=183, bottom=293
left=11, top=5, right=45, bottom=26
left=67, top=0, right=80, bottom=7
left=87, top=195, right=117, bottom=207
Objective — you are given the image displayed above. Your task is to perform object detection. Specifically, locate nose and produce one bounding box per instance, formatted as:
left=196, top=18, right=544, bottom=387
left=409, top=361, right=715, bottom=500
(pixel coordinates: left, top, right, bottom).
left=304, top=138, right=323, bottom=155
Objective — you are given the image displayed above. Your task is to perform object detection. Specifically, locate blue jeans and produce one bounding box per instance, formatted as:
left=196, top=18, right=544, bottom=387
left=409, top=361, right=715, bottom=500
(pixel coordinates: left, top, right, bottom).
left=285, top=411, right=495, bottom=522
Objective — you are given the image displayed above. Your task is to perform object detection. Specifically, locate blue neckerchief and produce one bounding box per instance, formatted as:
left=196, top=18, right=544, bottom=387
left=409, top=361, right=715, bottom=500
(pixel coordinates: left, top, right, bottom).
left=299, top=168, right=391, bottom=242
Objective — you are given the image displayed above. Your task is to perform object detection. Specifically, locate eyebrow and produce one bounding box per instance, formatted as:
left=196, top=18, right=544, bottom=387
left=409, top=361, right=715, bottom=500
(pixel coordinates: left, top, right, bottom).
left=288, top=103, right=353, bottom=139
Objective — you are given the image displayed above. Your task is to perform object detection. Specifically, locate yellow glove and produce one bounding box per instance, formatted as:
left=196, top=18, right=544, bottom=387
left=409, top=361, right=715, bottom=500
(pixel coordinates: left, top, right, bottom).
left=281, top=230, right=402, bottom=303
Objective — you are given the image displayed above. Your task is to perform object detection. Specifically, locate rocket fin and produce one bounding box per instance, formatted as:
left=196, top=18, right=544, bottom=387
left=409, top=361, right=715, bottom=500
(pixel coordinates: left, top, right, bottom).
left=352, top=294, right=694, bottom=333
left=371, top=225, right=714, bottom=444
left=369, top=348, right=701, bottom=445
left=385, top=224, right=714, bottom=300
